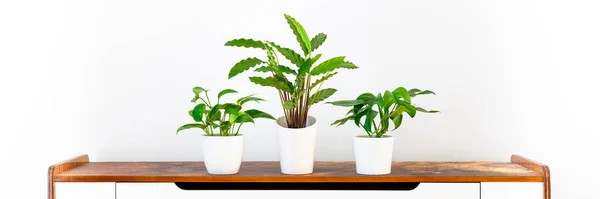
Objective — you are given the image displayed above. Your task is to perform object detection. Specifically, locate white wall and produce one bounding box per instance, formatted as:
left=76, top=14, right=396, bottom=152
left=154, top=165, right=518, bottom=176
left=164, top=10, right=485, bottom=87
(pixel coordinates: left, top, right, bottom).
left=1, top=0, right=599, bottom=198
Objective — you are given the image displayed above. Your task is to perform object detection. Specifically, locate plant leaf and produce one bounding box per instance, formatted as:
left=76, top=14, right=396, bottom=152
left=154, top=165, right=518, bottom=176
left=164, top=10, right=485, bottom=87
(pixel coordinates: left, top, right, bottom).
left=217, top=89, right=238, bottom=101
left=416, top=106, right=440, bottom=113
left=192, top=103, right=207, bottom=122
left=228, top=57, right=265, bottom=79
left=176, top=123, right=207, bottom=134
left=327, top=99, right=364, bottom=107
left=363, top=108, right=378, bottom=133
left=254, top=66, right=270, bottom=72
left=374, top=93, right=384, bottom=109
left=383, top=91, right=395, bottom=109
left=284, top=14, right=311, bottom=56
left=248, top=76, right=292, bottom=93
left=357, top=93, right=376, bottom=105
left=208, top=104, right=222, bottom=122
left=312, top=53, right=322, bottom=63
left=270, top=43, right=304, bottom=67
left=310, top=72, right=337, bottom=90
left=234, top=113, right=255, bottom=124
left=191, top=86, right=207, bottom=102
left=221, top=103, right=242, bottom=115
left=245, top=109, right=276, bottom=120
left=298, top=58, right=313, bottom=75
left=391, top=115, right=403, bottom=130
left=388, top=106, right=405, bottom=118
left=331, top=115, right=354, bottom=127
left=225, top=38, right=267, bottom=50
left=393, top=87, right=411, bottom=104
left=339, top=61, right=359, bottom=69
left=236, top=94, right=265, bottom=105
left=277, top=65, right=297, bottom=75
left=396, top=100, right=416, bottom=118
left=310, top=33, right=327, bottom=51
left=409, top=88, right=436, bottom=97
left=310, top=88, right=337, bottom=105
left=283, top=101, right=295, bottom=110
left=309, top=56, right=345, bottom=75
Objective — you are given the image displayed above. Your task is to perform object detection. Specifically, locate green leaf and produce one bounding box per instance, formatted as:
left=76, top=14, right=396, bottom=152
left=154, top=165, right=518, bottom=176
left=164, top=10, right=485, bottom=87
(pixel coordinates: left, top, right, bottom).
left=221, top=103, right=242, bottom=115
left=409, top=88, right=436, bottom=97
left=254, top=66, right=271, bottom=72
left=309, top=56, right=345, bottom=75
left=228, top=57, right=265, bottom=79
left=191, top=86, right=207, bottom=102
left=248, top=76, right=292, bottom=93
left=192, top=103, right=207, bottom=122
left=270, top=43, right=304, bottom=67
left=363, top=108, right=378, bottom=133
left=277, top=65, right=297, bottom=75
left=217, top=89, right=238, bottom=101
left=339, top=61, right=359, bottom=69
left=310, top=33, right=327, bottom=51
left=298, top=58, right=313, bottom=75
left=245, top=109, right=276, bottom=120
left=416, top=106, right=440, bottom=113
left=310, top=88, right=337, bottom=105
left=176, top=123, right=206, bottom=134
left=327, top=99, right=364, bottom=107
left=284, top=14, right=311, bottom=56
left=374, top=93, right=384, bottom=109
left=357, top=93, right=376, bottom=105
left=396, top=100, right=416, bottom=118
left=393, top=87, right=411, bottom=104
left=266, top=47, right=278, bottom=67
left=383, top=91, right=395, bottom=109
left=242, top=97, right=266, bottom=106
left=388, top=106, right=405, bottom=118
left=208, top=104, right=222, bottom=121
left=312, top=53, right=322, bottom=63
left=225, top=38, right=267, bottom=49
left=354, top=107, right=368, bottom=127
left=283, top=101, right=295, bottom=110
left=310, top=72, right=337, bottom=90
left=234, top=113, right=255, bottom=124
left=331, top=115, right=354, bottom=127
left=391, top=115, right=403, bottom=130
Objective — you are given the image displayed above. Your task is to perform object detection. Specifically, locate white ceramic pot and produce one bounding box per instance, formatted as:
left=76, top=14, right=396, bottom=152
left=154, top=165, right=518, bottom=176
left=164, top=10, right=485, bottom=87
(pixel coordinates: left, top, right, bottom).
left=353, top=135, right=394, bottom=175
left=276, top=116, right=317, bottom=174
left=203, top=135, right=243, bottom=175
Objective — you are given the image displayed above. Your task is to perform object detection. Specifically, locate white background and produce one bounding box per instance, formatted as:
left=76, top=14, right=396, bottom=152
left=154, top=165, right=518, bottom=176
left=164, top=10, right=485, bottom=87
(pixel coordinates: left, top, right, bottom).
left=1, top=0, right=599, bottom=198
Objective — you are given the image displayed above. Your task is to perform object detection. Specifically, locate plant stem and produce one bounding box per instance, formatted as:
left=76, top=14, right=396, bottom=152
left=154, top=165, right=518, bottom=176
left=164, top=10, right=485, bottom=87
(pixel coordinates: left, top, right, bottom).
left=204, top=92, right=212, bottom=107
left=235, top=123, right=243, bottom=136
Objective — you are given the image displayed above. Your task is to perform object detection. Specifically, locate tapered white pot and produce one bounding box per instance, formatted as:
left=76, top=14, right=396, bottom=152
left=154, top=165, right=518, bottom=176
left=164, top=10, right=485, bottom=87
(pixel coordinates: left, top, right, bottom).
left=354, top=135, right=394, bottom=175
left=276, top=116, right=317, bottom=174
left=203, top=135, right=243, bottom=175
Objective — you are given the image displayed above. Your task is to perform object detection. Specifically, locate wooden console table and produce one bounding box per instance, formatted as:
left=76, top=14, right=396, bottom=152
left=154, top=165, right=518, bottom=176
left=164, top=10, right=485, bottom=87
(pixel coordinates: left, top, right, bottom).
left=49, top=154, right=550, bottom=199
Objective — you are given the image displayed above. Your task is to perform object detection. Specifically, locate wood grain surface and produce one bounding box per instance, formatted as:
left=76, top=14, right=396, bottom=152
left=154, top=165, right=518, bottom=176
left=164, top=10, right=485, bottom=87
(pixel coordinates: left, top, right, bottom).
left=55, top=161, right=542, bottom=182
left=48, top=154, right=89, bottom=199
left=511, top=155, right=551, bottom=199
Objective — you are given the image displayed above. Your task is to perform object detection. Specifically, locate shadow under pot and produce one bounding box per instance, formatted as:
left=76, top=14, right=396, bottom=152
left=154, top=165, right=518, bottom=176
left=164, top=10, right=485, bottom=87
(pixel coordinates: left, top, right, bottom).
left=203, top=135, right=244, bottom=175
left=276, top=116, right=317, bottom=175
left=353, top=135, right=394, bottom=175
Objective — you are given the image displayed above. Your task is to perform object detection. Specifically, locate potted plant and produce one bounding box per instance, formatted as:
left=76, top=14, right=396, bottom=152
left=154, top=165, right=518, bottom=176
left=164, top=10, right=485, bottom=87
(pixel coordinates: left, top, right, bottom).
left=224, top=14, right=358, bottom=174
left=176, top=86, right=275, bottom=175
left=328, top=87, right=438, bottom=175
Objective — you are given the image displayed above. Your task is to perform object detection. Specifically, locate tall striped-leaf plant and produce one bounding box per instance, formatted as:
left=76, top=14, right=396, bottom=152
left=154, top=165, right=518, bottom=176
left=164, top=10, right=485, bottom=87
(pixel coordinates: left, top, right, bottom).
left=328, top=88, right=439, bottom=138
left=225, top=14, right=358, bottom=128
left=177, top=86, right=275, bottom=136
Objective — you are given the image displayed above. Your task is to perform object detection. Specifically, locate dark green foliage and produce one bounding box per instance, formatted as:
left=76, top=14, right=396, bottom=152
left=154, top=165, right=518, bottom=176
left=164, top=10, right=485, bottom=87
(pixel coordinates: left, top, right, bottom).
left=328, top=87, right=438, bottom=138
left=177, top=87, right=275, bottom=136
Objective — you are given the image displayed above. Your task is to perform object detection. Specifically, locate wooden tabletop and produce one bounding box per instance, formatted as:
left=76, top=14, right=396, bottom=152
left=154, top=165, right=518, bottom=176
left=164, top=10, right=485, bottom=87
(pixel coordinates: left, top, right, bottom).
left=53, top=158, right=543, bottom=183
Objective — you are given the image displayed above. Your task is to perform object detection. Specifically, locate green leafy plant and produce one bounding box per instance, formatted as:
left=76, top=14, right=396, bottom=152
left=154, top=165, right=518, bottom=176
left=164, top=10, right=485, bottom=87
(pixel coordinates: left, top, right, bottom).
left=177, top=86, right=275, bottom=136
left=225, top=14, right=358, bottom=128
left=328, top=87, right=439, bottom=138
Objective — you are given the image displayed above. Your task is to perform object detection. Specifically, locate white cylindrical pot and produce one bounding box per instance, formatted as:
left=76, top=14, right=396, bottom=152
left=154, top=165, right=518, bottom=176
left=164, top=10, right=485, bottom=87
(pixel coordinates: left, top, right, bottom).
left=354, top=135, right=394, bottom=175
left=276, top=116, right=317, bottom=174
left=203, top=135, right=244, bottom=175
